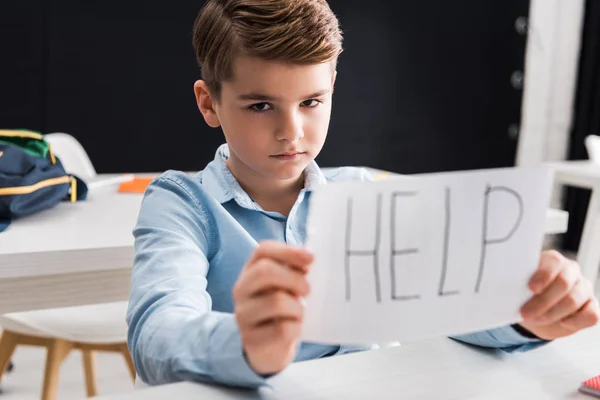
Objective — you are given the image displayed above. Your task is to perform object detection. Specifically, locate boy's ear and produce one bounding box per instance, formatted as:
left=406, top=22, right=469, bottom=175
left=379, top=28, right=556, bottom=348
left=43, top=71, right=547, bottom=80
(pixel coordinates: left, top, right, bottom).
left=194, top=80, right=221, bottom=128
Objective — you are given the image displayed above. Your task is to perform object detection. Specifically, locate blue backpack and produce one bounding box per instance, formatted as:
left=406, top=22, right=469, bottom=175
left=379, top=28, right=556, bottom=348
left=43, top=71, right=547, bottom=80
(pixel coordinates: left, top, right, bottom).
left=0, top=130, right=88, bottom=232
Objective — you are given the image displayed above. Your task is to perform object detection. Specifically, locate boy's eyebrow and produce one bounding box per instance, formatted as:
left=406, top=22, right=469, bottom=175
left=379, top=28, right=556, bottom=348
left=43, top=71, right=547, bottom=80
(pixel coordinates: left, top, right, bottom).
left=302, top=90, right=331, bottom=99
left=237, top=90, right=331, bottom=102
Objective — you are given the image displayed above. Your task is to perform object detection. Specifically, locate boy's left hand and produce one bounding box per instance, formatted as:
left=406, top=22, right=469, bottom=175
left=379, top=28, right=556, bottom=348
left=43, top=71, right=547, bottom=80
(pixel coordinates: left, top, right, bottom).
left=519, top=250, right=600, bottom=340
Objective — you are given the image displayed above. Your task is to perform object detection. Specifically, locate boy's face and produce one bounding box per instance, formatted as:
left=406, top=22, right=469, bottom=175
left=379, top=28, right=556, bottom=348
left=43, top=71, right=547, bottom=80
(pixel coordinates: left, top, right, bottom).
left=196, top=56, right=336, bottom=184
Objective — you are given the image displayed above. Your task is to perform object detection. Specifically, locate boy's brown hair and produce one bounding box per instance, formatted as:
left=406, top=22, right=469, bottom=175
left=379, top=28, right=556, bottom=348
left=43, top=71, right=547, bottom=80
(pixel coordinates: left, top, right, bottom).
left=193, top=0, right=343, bottom=99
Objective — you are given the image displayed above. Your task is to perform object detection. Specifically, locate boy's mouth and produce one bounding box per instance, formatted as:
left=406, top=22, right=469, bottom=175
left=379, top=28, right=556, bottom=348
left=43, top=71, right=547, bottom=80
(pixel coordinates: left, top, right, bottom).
left=271, top=151, right=307, bottom=161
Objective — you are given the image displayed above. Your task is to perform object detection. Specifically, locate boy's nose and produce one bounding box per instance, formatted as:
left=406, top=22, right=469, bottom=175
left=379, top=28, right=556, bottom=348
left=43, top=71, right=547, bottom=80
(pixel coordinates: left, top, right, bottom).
left=276, top=113, right=304, bottom=142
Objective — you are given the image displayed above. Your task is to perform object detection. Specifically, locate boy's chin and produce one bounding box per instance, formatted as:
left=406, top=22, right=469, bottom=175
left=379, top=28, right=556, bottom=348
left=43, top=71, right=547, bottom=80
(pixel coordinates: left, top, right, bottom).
left=269, top=164, right=309, bottom=181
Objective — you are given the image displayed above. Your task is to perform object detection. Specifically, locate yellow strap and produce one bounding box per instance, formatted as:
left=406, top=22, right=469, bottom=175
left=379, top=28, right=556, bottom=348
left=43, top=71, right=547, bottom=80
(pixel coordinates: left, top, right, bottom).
left=48, top=143, right=57, bottom=164
left=0, top=130, right=55, bottom=163
left=70, top=177, right=77, bottom=202
left=0, top=176, right=71, bottom=196
left=0, top=130, right=43, bottom=140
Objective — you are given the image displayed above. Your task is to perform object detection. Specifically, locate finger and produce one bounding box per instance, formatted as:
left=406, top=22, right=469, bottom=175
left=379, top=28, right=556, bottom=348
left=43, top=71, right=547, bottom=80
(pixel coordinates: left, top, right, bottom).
left=247, top=241, right=313, bottom=272
left=533, top=279, right=591, bottom=325
left=521, top=264, right=580, bottom=319
left=528, top=251, right=568, bottom=294
left=235, top=259, right=310, bottom=299
left=271, top=318, right=302, bottom=343
left=238, top=291, right=303, bottom=327
left=559, top=298, right=600, bottom=333
left=247, top=318, right=302, bottom=345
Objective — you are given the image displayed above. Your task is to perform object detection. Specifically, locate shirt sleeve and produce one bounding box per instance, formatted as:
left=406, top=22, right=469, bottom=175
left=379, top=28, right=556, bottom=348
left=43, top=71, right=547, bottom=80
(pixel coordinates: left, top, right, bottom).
left=451, top=325, right=549, bottom=352
left=126, top=176, right=267, bottom=388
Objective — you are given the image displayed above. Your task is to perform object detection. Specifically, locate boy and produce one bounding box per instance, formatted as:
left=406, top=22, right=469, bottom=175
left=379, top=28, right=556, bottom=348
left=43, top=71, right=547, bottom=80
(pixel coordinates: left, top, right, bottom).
left=127, top=0, right=600, bottom=389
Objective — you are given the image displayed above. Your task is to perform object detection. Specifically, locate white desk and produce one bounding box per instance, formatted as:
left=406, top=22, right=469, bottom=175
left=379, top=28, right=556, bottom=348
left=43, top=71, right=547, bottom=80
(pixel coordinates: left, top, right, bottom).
left=0, top=182, right=143, bottom=314
left=95, top=323, right=600, bottom=400
left=0, top=174, right=569, bottom=314
left=548, top=161, right=600, bottom=282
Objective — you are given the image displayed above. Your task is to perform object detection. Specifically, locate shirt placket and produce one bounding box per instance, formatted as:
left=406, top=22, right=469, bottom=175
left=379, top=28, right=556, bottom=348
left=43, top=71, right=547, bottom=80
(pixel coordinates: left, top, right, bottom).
left=285, top=189, right=307, bottom=245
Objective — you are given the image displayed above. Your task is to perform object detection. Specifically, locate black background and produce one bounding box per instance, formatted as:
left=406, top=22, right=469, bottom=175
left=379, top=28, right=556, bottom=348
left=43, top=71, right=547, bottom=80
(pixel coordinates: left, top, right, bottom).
left=0, top=1, right=529, bottom=175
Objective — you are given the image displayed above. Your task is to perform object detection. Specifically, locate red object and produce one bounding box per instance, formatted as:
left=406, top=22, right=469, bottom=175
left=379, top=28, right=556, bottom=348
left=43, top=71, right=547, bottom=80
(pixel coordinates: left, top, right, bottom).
left=580, top=375, right=600, bottom=397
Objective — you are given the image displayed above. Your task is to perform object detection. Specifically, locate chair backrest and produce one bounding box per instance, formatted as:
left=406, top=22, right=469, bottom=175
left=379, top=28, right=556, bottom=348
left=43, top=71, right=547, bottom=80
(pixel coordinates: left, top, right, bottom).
left=585, top=135, right=600, bottom=164
left=44, top=133, right=96, bottom=180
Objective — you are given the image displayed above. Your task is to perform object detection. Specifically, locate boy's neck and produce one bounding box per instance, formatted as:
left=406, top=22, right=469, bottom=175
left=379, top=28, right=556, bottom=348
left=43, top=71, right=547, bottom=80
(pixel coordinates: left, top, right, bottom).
left=226, top=157, right=304, bottom=216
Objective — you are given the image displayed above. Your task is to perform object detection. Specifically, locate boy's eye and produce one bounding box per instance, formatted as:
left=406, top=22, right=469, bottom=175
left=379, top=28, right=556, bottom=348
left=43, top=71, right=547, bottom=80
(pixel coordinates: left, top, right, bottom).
left=301, top=99, right=320, bottom=107
left=249, top=102, right=272, bottom=112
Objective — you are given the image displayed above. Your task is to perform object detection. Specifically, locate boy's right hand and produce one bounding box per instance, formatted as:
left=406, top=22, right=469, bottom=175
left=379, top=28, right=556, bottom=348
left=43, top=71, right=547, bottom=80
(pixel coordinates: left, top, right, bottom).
left=233, top=241, right=313, bottom=375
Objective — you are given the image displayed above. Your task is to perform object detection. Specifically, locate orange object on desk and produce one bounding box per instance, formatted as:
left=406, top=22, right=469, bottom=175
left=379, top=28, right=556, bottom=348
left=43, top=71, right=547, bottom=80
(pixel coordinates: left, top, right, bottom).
left=118, top=177, right=154, bottom=193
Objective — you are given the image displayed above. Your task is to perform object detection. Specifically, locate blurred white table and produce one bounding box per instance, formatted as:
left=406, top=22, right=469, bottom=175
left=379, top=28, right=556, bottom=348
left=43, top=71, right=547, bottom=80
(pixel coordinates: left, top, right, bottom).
left=0, top=176, right=146, bottom=313
left=0, top=173, right=569, bottom=314
left=95, top=322, right=600, bottom=400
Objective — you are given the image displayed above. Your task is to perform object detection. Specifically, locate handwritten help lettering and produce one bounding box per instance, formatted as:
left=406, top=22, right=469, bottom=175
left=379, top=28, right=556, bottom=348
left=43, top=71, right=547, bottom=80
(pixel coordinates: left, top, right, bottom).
left=344, top=186, right=523, bottom=303
left=302, top=168, right=553, bottom=345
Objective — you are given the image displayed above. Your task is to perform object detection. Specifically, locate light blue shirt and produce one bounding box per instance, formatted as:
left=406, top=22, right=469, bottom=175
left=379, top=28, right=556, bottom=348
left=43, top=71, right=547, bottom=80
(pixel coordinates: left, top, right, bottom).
left=127, top=144, right=545, bottom=389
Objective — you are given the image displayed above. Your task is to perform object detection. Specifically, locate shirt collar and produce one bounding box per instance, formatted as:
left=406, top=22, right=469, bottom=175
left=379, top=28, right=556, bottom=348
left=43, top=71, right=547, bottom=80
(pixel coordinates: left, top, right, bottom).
left=201, top=143, right=327, bottom=207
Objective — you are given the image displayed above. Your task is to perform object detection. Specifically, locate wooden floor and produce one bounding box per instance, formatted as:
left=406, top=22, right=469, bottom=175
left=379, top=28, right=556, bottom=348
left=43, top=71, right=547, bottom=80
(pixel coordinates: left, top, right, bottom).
left=0, top=345, right=135, bottom=399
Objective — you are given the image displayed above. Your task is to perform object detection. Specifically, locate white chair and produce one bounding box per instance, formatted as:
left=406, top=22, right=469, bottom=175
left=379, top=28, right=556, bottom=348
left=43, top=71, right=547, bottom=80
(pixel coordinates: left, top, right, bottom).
left=0, top=134, right=135, bottom=399
left=552, top=134, right=600, bottom=283
left=44, top=132, right=97, bottom=181
left=585, top=135, right=600, bottom=162
left=45, top=132, right=134, bottom=191
left=0, top=302, right=134, bottom=400
left=581, top=135, right=600, bottom=282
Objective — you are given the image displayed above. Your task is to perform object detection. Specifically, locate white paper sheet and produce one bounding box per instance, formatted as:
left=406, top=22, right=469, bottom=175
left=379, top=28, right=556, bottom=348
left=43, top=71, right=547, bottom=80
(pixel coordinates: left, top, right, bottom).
left=302, top=167, right=554, bottom=345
